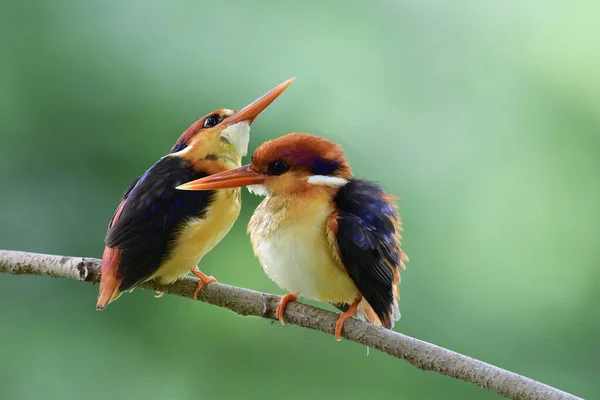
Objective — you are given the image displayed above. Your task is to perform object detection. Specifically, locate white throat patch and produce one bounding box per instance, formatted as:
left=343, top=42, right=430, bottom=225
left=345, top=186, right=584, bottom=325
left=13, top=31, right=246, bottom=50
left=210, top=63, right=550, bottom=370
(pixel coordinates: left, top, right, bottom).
left=307, top=175, right=349, bottom=187
left=220, top=121, right=251, bottom=156
left=247, top=184, right=270, bottom=197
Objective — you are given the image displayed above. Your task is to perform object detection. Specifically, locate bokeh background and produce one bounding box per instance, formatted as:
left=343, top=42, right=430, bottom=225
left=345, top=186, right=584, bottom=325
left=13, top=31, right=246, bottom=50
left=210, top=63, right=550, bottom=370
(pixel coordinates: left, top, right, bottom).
left=1, top=1, right=598, bottom=399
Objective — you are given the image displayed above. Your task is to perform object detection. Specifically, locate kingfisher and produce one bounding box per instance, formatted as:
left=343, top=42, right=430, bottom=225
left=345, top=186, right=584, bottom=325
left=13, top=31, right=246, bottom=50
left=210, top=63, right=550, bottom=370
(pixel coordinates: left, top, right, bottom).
left=96, top=78, right=294, bottom=310
left=177, top=133, right=408, bottom=339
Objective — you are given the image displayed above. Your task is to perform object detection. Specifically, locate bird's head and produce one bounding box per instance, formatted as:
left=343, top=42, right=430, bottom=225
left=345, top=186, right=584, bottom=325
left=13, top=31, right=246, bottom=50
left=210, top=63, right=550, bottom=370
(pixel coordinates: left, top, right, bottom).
left=170, top=78, right=294, bottom=167
left=177, top=133, right=353, bottom=197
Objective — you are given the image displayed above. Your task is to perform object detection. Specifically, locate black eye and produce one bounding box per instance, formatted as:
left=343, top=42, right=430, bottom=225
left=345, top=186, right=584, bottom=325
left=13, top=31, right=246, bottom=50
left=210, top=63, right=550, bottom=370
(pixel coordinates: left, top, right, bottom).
left=202, top=114, right=221, bottom=128
left=267, top=160, right=290, bottom=175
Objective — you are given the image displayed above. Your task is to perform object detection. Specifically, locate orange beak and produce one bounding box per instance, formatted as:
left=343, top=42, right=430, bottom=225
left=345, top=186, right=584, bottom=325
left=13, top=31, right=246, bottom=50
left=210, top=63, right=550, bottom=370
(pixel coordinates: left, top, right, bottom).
left=176, top=165, right=269, bottom=190
left=225, top=78, right=295, bottom=125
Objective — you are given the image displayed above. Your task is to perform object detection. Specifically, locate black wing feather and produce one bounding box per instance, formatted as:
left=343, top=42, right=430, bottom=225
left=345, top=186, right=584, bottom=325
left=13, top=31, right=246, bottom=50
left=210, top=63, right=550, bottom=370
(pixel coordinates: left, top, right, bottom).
left=105, top=156, right=215, bottom=291
left=333, top=179, right=400, bottom=328
left=107, top=176, right=141, bottom=228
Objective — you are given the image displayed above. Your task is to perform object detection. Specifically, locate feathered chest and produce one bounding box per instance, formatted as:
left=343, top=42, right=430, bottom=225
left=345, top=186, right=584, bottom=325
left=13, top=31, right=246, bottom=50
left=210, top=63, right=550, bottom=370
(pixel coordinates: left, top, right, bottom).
left=248, top=195, right=359, bottom=302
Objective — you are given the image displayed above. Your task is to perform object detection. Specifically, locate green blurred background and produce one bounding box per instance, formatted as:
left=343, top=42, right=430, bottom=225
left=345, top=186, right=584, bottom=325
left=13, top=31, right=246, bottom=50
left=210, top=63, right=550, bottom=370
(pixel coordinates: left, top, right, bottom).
left=1, top=1, right=598, bottom=399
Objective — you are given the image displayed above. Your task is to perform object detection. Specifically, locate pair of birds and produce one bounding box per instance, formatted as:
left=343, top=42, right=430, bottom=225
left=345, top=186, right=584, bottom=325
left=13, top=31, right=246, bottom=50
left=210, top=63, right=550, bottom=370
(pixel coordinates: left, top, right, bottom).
left=97, top=78, right=408, bottom=340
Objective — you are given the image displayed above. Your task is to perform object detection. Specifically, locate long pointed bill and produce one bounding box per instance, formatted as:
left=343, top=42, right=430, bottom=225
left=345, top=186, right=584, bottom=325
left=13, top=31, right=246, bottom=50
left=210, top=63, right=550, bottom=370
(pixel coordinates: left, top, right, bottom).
left=176, top=165, right=268, bottom=191
left=225, top=78, right=295, bottom=125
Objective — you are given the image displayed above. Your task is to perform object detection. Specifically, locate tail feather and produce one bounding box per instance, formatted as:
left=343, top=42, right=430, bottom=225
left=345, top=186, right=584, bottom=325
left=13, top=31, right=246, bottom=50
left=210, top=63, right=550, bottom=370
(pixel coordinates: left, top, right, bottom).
left=356, top=300, right=396, bottom=329
left=356, top=266, right=403, bottom=329
left=96, top=246, right=123, bottom=310
left=97, top=198, right=128, bottom=310
left=391, top=266, right=402, bottom=322
left=356, top=299, right=383, bottom=326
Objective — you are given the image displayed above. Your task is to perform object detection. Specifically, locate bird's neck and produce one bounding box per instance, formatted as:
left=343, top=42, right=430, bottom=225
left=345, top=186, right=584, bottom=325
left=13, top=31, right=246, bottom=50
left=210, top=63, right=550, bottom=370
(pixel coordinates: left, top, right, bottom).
left=250, top=189, right=334, bottom=233
left=215, top=152, right=243, bottom=170
left=187, top=157, right=240, bottom=175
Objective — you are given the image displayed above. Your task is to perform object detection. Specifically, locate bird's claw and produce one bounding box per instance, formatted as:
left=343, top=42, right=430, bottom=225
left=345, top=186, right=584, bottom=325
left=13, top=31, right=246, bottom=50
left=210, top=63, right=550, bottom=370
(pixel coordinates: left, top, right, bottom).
left=275, top=293, right=298, bottom=325
left=334, top=298, right=361, bottom=341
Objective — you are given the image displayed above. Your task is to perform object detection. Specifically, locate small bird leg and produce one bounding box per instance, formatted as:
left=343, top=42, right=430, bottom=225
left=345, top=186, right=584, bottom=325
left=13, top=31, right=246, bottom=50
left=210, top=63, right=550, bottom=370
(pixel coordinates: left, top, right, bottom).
left=191, top=269, right=217, bottom=299
left=275, top=293, right=299, bottom=325
left=154, top=291, right=164, bottom=298
left=335, top=298, right=361, bottom=341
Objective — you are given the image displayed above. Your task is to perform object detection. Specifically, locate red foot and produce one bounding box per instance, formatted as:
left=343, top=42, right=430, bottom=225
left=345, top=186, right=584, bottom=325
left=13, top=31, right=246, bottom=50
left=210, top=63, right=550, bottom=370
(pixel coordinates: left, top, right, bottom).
left=154, top=291, right=164, bottom=299
left=275, top=293, right=298, bottom=325
left=191, top=269, right=217, bottom=299
left=335, top=298, right=361, bottom=341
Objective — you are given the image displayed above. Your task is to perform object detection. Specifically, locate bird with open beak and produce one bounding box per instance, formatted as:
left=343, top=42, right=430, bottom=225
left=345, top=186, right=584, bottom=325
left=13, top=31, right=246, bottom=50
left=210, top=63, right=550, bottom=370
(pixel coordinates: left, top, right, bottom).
left=177, top=133, right=408, bottom=339
left=96, top=78, right=294, bottom=310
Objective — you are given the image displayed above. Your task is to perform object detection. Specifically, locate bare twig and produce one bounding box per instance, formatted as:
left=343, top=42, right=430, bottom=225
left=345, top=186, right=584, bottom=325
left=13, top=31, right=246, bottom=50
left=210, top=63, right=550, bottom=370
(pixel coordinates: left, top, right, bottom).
left=0, top=249, right=581, bottom=400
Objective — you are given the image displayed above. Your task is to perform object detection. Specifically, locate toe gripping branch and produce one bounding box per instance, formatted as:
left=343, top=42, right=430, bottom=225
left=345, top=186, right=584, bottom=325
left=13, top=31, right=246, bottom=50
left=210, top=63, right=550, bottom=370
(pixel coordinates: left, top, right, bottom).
left=191, top=269, right=218, bottom=299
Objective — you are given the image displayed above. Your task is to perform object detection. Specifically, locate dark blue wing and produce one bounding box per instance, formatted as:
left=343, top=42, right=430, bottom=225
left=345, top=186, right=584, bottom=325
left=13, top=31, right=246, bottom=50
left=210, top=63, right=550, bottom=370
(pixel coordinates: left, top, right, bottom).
left=332, top=179, right=401, bottom=328
left=105, top=156, right=215, bottom=291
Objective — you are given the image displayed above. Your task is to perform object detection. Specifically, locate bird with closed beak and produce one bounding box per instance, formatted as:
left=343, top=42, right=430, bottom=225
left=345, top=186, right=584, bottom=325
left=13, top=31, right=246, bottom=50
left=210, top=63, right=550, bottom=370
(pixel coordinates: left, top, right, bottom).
left=96, top=79, right=294, bottom=310
left=177, top=133, right=408, bottom=339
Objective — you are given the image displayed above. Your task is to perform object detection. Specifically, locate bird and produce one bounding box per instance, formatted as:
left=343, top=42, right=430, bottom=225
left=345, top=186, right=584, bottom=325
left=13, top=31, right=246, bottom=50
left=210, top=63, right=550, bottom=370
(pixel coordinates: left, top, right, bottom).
left=177, top=133, right=408, bottom=339
left=96, top=78, right=294, bottom=310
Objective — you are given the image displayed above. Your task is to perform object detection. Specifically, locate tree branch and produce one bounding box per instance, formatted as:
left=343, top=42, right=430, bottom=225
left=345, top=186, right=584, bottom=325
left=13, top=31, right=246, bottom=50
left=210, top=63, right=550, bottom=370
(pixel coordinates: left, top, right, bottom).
left=0, top=249, right=580, bottom=400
